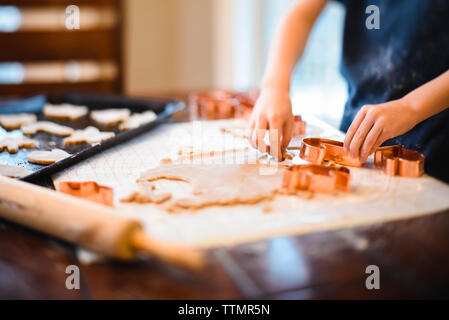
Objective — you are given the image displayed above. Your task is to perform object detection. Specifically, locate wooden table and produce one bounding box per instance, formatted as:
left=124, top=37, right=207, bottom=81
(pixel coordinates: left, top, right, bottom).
left=1, top=92, right=449, bottom=300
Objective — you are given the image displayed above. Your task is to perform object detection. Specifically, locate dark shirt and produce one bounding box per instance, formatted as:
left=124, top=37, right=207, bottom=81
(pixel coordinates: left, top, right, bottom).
left=336, top=0, right=449, bottom=182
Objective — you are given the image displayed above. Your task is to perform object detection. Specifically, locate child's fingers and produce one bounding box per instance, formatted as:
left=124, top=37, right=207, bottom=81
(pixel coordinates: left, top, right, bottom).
left=349, top=116, right=375, bottom=159
left=246, top=118, right=256, bottom=147
left=360, top=122, right=382, bottom=162
left=268, top=118, right=282, bottom=161
left=281, top=117, right=293, bottom=149
left=248, top=116, right=263, bottom=149
left=367, top=134, right=385, bottom=159
left=269, top=129, right=282, bottom=161
left=247, top=130, right=255, bottom=149
left=257, top=129, right=267, bottom=153
left=344, top=107, right=368, bottom=152
left=251, top=118, right=268, bottom=152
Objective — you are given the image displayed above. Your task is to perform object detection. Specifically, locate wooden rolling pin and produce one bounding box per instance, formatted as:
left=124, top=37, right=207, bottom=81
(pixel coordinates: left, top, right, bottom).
left=0, top=175, right=204, bottom=270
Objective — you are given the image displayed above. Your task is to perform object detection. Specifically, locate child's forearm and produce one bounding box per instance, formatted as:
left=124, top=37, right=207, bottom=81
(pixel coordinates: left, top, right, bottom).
left=404, top=69, right=449, bottom=123
left=262, top=0, right=328, bottom=91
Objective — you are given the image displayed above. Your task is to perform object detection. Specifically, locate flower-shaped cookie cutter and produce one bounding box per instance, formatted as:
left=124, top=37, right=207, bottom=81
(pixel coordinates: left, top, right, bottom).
left=374, top=145, right=425, bottom=178
left=282, top=164, right=351, bottom=194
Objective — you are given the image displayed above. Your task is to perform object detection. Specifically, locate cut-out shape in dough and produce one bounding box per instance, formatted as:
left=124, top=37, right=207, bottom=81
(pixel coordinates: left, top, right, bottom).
left=0, top=164, right=32, bottom=178
left=28, top=149, right=71, bottom=165
left=63, top=126, right=115, bottom=145
left=136, top=163, right=283, bottom=211
left=0, top=137, right=37, bottom=154
left=119, top=111, right=157, bottom=131
left=90, top=109, right=130, bottom=125
left=220, top=126, right=247, bottom=139
left=22, top=121, right=74, bottom=136
left=43, top=103, right=88, bottom=120
left=121, top=183, right=172, bottom=204
left=0, top=113, right=37, bottom=130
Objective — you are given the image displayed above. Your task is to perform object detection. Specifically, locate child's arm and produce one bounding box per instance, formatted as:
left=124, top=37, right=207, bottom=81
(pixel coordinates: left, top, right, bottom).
left=344, top=69, right=449, bottom=162
left=247, top=0, right=328, bottom=160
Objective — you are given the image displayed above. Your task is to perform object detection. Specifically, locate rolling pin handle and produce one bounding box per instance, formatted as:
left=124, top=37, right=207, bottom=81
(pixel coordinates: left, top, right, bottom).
left=131, top=230, right=204, bottom=270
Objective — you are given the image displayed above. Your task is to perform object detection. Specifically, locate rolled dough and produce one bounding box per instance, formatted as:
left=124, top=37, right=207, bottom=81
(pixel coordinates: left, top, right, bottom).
left=136, top=163, right=284, bottom=211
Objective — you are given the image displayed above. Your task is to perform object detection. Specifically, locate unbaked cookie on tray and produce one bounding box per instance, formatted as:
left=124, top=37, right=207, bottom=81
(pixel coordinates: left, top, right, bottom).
left=22, top=121, right=74, bottom=137
left=0, top=136, right=37, bottom=154
left=119, top=111, right=157, bottom=131
left=63, top=126, right=115, bottom=145
left=43, top=103, right=88, bottom=120
left=28, top=149, right=71, bottom=165
left=90, top=109, right=130, bottom=126
left=0, top=113, right=37, bottom=131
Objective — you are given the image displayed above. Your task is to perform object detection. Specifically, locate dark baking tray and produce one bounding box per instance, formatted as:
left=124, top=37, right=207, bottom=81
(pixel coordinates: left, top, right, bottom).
left=0, top=92, right=184, bottom=183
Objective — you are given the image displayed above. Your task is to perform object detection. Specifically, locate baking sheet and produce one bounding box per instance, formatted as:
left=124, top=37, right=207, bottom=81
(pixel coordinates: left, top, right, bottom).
left=0, top=94, right=183, bottom=182
left=52, top=115, right=449, bottom=249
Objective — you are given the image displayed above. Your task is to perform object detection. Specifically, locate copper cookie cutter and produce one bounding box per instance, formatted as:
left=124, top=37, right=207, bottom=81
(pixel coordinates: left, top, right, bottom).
left=300, top=138, right=364, bottom=167
left=189, top=90, right=259, bottom=121
left=292, top=115, right=306, bottom=136
left=374, top=145, right=425, bottom=178
left=59, top=181, right=114, bottom=207
left=282, top=164, right=351, bottom=194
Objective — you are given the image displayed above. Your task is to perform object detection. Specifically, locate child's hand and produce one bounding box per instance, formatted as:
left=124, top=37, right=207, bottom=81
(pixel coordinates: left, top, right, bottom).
left=344, top=99, right=420, bottom=163
left=247, top=87, right=294, bottom=161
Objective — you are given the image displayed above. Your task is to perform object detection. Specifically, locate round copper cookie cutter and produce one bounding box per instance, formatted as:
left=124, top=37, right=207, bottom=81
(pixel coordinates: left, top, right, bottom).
left=299, top=138, right=364, bottom=167
left=282, top=164, right=351, bottom=194
left=374, top=145, right=425, bottom=178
